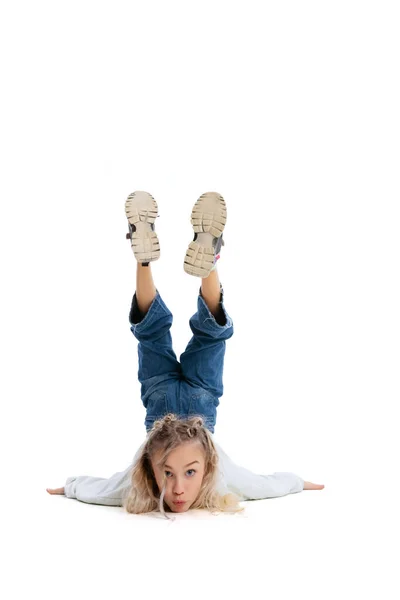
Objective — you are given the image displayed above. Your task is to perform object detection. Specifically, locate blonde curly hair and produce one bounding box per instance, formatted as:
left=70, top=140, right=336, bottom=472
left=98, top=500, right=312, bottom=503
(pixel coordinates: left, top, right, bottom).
left=123, top=414, right=243, bottom=518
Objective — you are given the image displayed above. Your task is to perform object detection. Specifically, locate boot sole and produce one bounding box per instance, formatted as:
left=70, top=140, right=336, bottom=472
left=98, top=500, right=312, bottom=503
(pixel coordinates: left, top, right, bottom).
left=125, top=191, right=160, bottom=263
left=184, top=192, right=227, bottom=277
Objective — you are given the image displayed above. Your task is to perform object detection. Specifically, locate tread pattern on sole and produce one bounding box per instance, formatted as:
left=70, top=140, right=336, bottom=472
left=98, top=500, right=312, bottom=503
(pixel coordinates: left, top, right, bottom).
left=184, top=242, right=215, bottom=277
left=125, top=191, right=158, bottom=225
left=190, top=192, right=227, bottom=238
left=125, top=191, right=160, bottom=263
left=131, top=231, right=160, bottom=262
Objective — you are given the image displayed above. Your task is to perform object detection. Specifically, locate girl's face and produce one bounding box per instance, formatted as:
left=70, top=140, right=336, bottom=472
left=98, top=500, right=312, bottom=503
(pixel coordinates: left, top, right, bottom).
left=151, top=442, right=206, bottom=512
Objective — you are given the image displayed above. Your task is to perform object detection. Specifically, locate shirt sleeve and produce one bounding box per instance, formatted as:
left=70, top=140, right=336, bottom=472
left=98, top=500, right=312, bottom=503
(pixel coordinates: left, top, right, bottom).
left=63, top=442, right=145, bottom=506
left=213, top=441, right=304, bottom=500
left=64, top=467, right=132, bottom=506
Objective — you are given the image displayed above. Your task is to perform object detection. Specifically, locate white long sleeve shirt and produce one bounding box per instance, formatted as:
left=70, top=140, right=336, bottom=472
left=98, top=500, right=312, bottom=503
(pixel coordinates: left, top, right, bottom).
left=64, top=439, right=304, bottom=507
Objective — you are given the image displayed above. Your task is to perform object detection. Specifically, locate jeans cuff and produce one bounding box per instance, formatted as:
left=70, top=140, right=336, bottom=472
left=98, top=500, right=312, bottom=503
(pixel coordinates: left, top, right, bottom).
left=199, top=284, right=227, bottom=327
left=129, top=291, right=162, bottom=325
left=129, top=293, right=145, bottom=325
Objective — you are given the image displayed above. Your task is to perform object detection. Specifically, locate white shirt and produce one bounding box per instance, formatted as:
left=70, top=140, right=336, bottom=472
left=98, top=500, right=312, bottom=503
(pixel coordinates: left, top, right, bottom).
left=64, top=438, right=304, bottom=506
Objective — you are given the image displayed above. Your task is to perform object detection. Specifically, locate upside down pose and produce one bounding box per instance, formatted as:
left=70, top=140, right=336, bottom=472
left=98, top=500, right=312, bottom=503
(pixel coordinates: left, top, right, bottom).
left=47, top=191, right=324, bottom=518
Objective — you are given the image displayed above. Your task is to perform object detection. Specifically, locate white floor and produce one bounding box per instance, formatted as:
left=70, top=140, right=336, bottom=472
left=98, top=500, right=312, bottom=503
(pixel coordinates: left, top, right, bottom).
left=6, top=482, right=395, bottom=600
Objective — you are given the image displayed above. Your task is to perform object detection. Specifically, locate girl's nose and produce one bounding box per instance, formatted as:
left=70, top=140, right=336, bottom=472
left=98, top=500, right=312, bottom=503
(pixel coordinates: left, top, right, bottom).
left=173, top=478, right=185, bottom=494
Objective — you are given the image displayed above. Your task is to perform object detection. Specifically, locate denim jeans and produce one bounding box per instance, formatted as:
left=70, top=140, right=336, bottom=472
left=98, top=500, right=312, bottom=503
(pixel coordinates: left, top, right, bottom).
left=129, top=288, right=234, bottom=433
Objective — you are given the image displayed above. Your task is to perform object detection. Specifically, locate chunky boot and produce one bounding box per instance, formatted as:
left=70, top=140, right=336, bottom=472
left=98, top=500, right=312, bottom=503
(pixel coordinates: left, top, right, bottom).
left=184, top=191, right=226, bottom=277
left=125, top=191, right=160, bottom=265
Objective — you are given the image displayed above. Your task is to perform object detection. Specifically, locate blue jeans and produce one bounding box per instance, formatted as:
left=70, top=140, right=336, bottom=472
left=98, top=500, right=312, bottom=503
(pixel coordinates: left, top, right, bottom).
left=129, top=288, right=234, bottom=433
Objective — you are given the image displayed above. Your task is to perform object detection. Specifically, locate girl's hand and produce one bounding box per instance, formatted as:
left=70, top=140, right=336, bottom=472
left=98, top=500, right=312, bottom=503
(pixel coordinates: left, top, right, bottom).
left=46, top=487, right=65, bottom=495
left=303, top=481, right=324, bottom=490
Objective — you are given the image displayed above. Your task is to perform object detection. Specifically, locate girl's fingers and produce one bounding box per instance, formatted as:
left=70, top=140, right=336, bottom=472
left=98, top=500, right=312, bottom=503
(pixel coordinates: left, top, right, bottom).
left=46, top=487, right=65, bottom=495
left=303, top=481, right=325, bottom=490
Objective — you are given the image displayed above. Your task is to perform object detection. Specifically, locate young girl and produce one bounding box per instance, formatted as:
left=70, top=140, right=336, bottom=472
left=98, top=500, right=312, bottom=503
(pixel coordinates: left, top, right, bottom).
left=47, top=191, right=324, bottom=518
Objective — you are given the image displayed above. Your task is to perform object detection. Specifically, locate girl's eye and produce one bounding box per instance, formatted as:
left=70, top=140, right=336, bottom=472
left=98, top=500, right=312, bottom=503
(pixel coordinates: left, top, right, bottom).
left=164, top=470, right=196, bottom=477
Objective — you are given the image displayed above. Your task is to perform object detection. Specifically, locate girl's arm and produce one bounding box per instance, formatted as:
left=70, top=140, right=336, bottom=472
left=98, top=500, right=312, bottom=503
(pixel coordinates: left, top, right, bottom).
left=214, top=441, right=324, bottom=500
left=46, top=442, right=146, bottom=506
left=46, top=466, right=133, bottom=506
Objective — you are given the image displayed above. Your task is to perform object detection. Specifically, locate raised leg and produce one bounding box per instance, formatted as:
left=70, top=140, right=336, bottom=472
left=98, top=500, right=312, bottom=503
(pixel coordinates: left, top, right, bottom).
left=179, top=269, right=233, bottom=398
left=130, top=264, right=181, bottom=398
left=200, top=269, right=224, bottom=320
left=136, top=263, right=157, bottom=314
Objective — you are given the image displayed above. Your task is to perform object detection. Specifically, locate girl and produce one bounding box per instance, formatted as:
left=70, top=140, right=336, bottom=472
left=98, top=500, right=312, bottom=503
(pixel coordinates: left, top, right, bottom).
left=47, top=191, right=324, bottom=518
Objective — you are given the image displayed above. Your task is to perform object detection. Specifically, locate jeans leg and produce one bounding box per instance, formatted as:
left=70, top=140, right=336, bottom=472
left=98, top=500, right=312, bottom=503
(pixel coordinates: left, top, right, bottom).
left=179, top=287, right=233, bottom=398
left=130, top=291, right=181, bottom=399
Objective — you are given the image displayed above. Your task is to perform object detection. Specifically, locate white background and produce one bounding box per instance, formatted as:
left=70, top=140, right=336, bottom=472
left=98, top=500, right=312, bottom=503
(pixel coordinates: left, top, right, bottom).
left=1, top=1, right=399, bottom=598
